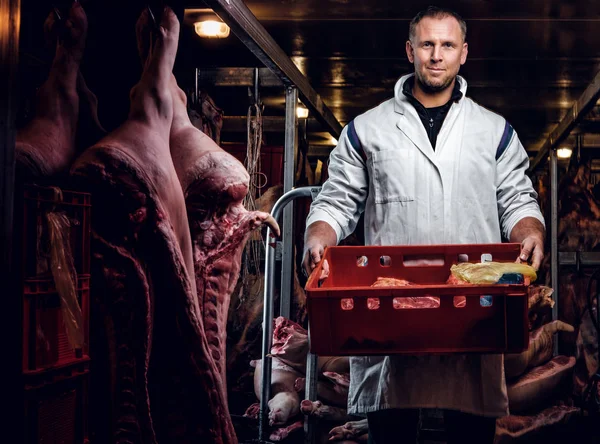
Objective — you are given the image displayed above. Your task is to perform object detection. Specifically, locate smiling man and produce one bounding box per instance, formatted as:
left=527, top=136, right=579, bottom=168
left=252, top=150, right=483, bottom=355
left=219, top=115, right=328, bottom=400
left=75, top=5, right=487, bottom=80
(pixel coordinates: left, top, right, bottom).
left=302, top=5, right=546, bottom=444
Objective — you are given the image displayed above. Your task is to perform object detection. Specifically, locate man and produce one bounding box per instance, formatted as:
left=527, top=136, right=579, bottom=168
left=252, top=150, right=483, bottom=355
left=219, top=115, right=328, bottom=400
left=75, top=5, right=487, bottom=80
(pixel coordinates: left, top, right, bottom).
left=302, top=6, right=545, bottom=444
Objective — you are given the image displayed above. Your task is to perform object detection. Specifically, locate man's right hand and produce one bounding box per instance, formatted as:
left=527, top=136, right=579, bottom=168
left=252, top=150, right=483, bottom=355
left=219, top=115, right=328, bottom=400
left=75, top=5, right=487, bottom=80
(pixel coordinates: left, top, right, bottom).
left=302, top=221, right=337, bottom=279
left=302, top=241, right=325, bottom=278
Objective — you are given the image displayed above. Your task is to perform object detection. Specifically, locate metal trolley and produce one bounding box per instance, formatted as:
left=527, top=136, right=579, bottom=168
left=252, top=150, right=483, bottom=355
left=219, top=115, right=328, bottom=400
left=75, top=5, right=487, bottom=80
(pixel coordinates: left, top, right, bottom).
left=255, top=186, right=322, bottom=443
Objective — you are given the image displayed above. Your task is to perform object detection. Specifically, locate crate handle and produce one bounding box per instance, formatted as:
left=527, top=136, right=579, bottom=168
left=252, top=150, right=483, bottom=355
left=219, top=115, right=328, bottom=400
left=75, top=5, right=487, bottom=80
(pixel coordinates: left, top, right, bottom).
left=402, top=254, right=445, bottom=267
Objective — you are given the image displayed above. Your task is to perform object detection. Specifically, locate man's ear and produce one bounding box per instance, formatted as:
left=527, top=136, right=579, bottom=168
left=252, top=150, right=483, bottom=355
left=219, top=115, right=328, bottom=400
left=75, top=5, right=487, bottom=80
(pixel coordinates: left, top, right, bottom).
left=460, top=42, right=468, bottom=65
left=406, top=40, right=414, bottom=63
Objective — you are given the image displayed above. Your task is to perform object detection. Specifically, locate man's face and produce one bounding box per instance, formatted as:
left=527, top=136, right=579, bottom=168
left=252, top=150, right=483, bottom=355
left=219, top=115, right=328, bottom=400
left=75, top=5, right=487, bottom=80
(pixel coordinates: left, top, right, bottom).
left=406, top=16, right=468, bottom=93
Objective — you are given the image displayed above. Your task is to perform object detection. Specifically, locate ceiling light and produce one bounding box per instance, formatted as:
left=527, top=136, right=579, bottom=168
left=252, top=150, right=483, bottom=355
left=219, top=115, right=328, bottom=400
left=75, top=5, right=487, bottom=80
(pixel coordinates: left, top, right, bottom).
left=194, top=20, right=230, bottom=38
left=557, top=147, right=572, bottom=159
left=296, top=106, right=309, bottom=119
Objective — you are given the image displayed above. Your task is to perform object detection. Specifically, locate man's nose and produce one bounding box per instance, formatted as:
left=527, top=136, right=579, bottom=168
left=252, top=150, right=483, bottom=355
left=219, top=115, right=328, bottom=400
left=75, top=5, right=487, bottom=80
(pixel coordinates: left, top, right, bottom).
left=431, top=45, right=442, bottom=62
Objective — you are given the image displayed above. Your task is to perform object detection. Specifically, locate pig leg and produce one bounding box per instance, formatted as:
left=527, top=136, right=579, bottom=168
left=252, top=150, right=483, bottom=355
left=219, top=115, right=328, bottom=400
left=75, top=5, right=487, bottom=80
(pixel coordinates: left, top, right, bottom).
left=75, top=70, right=105, bottom=148
left=295, top=377, right=349, bottom=407
left=323, top=371, right=350, bottom=390
left=169, top=70, right=279, bottom=390
left=17, top=3, right=86, bottom=177
left=269, top=420, right=304, bottom=442
left=505, top=320, right=574, bottom=379
left=243, top=402, right=260, bottom=419
left=301, top=400, right=349, bottom=422
left=328, top=419, right=369, bottom=442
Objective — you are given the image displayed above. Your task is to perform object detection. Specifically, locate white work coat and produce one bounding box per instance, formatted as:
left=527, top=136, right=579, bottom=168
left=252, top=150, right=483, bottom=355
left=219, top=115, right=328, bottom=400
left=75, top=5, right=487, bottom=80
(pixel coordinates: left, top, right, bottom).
left=306, top=74, right=545, bottom=417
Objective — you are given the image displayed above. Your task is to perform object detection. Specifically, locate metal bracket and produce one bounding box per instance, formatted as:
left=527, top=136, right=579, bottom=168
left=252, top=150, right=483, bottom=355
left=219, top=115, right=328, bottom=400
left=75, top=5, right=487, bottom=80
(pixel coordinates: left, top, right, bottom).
left=274, top=241, right=283, bottom=261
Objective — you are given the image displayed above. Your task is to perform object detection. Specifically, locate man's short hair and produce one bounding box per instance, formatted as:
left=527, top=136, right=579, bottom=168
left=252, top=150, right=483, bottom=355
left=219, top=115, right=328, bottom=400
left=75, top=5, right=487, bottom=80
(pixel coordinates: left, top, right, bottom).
left=409, top=6, right=467, bottom=43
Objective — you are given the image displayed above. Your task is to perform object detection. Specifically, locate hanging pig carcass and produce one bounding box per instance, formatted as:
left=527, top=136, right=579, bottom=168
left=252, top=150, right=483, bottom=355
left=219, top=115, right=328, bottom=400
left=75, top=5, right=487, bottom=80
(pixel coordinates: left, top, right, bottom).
left=71, top=7, right=277, bottom=443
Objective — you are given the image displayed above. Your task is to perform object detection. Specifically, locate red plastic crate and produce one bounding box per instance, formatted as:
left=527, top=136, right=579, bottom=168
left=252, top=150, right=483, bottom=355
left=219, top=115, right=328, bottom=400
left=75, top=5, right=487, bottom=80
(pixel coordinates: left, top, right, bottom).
left=22, top=184, right=91, bottom=279
left=305, top=244, right=529, bottom=356
left=22, top=276, right=90, bottom=373
left=23, top=362, right=89, bottom=444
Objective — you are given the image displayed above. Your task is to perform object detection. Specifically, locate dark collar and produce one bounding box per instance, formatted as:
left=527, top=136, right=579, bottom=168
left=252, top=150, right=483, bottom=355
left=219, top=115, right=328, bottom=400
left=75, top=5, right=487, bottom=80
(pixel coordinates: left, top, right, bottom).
left=402, top=75, right=463, bottom=107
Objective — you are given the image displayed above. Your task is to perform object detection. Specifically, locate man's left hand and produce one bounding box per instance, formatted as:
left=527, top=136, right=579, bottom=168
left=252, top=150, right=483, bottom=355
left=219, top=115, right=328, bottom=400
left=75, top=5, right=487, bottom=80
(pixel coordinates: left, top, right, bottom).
left=516, top=234, right=544, bottom=271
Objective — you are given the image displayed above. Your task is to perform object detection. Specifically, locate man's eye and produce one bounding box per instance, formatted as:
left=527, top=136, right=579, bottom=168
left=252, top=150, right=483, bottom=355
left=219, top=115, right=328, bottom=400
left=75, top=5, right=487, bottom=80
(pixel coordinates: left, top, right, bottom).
left=423, top=42, right=432, bottom=47
left=444, top=42, right=453, bottom=48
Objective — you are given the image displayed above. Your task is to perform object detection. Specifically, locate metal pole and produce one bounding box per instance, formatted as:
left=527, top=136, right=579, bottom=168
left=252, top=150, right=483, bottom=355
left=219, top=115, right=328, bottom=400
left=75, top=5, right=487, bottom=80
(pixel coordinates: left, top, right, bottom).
left=303, top=339, right=318, bottom=444
left=259, top=186, right=321, bottom=441
left=550, top=148, right=559, bottom=356
left=1, top=0, right=21, bottom=434
left=280, top=87, right=298, bottom=320
left=194, top=67, right=199, bottom=106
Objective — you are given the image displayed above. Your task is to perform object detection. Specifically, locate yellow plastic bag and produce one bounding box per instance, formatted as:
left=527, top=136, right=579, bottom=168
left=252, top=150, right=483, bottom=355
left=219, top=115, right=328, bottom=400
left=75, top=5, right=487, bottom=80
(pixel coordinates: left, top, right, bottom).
left=450, top=262, right=537, bottom=284
left=47, top=211, right=84, bottom=351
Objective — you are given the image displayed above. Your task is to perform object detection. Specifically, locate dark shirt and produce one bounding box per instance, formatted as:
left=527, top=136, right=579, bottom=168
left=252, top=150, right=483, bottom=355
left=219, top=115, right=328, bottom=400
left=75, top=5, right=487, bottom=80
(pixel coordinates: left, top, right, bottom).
left=402, top=76, right=463, bottom=150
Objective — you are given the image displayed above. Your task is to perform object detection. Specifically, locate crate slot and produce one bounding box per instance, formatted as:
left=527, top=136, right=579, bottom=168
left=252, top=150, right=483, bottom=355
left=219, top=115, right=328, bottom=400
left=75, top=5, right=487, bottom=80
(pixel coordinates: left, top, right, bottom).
left=392, top=296, right=440, bottom=309
left=453, top=296, right=466, bottom=308
left=480, top=295, right=493, bottom=307
left=340, top=298, right=354, bottom=310
left=367, top=298, right=380, bottom=310
left=356, top=256, right=368, bottom=267
left=379, top=256, right=391, bottom=267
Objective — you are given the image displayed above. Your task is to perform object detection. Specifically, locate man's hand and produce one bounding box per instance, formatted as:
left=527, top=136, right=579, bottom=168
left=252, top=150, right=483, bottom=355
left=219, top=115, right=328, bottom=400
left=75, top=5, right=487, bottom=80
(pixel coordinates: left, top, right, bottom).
left=509, top=217, right=546, bottom=271
left=302, top=221, right=337, bottom=279
left=516, top=234, right=544, bottom=271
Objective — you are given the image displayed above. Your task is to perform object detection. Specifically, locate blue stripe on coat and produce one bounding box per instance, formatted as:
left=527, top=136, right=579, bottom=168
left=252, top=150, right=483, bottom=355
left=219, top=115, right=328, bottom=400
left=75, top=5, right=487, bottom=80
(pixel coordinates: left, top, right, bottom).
left=347, top=120, right=366, bottom=161
left=496, top=121, right=514, bottom=161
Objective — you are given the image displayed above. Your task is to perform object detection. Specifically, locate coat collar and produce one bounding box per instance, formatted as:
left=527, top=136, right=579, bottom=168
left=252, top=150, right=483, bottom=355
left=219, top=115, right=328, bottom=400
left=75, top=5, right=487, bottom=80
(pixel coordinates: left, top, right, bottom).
left=393, top=73, right=468, bottom=115
left=393, top=73, right=468, bottom=165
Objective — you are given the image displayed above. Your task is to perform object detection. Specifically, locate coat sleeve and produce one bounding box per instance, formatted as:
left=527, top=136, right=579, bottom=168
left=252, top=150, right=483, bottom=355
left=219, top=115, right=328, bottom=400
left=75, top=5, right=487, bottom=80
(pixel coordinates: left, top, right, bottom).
left=305, top=121, right=369, bottom=244
left=495, top=122, right=545, bottom=241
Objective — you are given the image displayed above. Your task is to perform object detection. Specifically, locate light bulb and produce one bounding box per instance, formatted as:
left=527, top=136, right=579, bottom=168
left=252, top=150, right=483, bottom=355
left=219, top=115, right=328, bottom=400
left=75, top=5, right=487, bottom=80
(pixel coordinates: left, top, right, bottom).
left=194, top=20, right=230, bottom=38
left=296, top=106, right=309, bottom=119
left=557, top=147, right=572, bottom=159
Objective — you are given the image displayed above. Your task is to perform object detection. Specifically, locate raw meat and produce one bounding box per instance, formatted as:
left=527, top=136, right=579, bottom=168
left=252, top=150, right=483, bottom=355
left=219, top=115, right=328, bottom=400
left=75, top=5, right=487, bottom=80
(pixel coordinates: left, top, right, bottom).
left=534, top=159, right=600, bottom=400
left=243, top=402, right=260, bottom=419
left=300, top=400, right=348, bottom=422
left=392, top=296, right=440, bottom=309
left=269, top=420, right=303, bottom=442
left=371, top=277, right=413, bottom=287
left=16, top=4, right=87, bottom=178
left=446, top=274, right=469, bottom=285
left=507, top=356, right=576, bottom=413
left=269, top=392, right=301, bottom=426
left=252, top=358, right=303, bottom=425
left=528, top=286, right=555, bottom=330
left=294, top=377, right=348, bottom=407
left=323, top=371, right=350, bottom=389
left=328, top=419, right=369, bottom=442
left=189, top=90, right=224, bottom=145
left=71, top=8, right=238, bottom=443
left=269, top=316, right=309, bottom=369
left=169, top=69, right=278, bottom=389
left=494, top=405, right=579, bottom=443
left=504, top=320, right=574, bottom=379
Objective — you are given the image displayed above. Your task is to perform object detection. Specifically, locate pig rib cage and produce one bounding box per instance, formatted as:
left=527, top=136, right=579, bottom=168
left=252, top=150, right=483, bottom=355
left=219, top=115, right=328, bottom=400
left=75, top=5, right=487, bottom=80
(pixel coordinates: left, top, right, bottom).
left=259, top=186, right=322, bottom=443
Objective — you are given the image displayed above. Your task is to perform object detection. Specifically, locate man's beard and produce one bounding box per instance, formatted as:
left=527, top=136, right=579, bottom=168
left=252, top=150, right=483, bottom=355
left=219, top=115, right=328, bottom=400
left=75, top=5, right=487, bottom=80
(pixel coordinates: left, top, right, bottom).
left=415, top=70, right=455, bottom=93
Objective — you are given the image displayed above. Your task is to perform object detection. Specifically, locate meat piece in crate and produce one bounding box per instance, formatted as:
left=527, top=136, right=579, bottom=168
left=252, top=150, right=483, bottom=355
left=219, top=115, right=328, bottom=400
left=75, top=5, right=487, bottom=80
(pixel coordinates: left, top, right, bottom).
left=21, top=184, right=91, bottom=279
left=23, top=361, right=90, bottom=444
left=22, top=276, right=90, bottom=373
left=305, top=244, right=529, bottom=356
